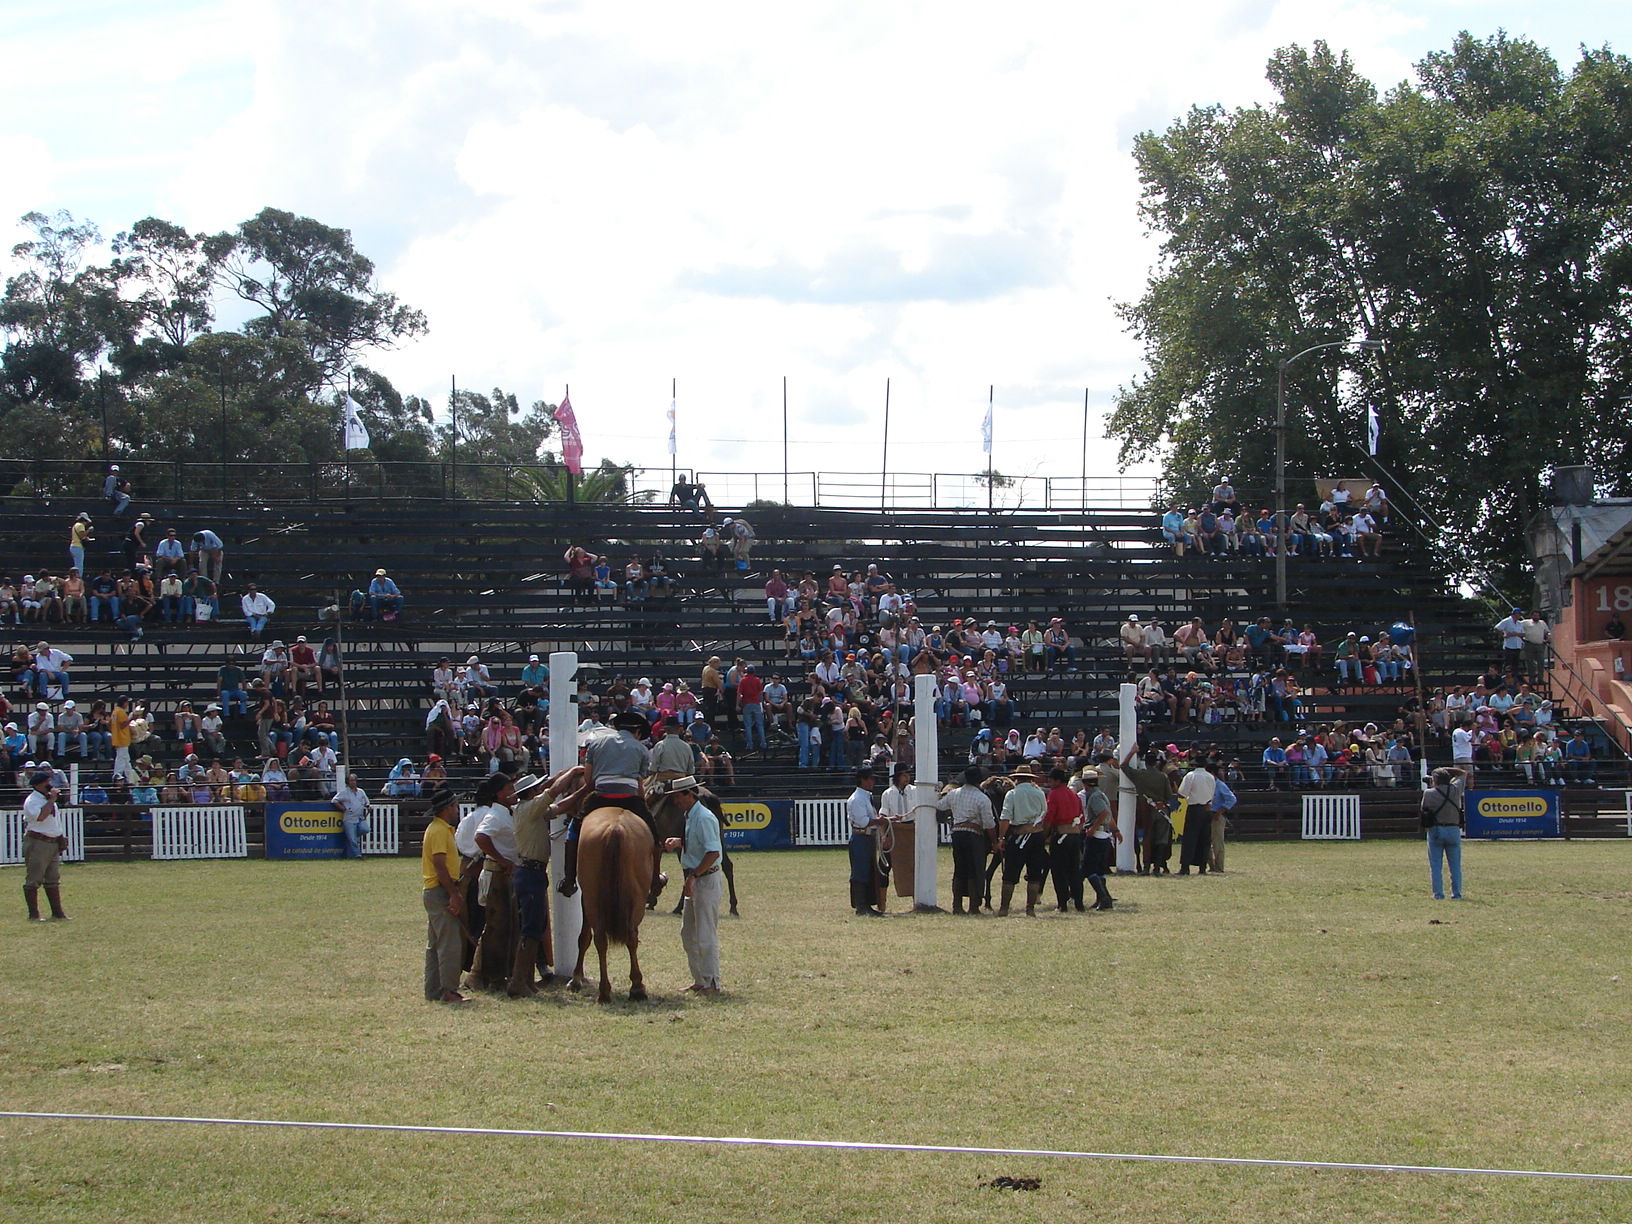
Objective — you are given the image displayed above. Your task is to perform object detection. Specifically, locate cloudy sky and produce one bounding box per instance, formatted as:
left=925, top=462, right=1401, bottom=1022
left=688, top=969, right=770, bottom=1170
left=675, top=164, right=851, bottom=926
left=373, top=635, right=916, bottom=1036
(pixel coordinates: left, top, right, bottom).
left=4, top=0, right=1626, bottom=505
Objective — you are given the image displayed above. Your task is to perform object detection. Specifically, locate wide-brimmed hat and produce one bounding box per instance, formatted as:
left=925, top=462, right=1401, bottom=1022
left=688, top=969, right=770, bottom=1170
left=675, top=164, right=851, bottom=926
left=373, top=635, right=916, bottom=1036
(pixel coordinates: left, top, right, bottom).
left=655, top=774, right=702, bottom=795
left=1009, top=764, right=1039, bottom=781
left=512, top=773, right=547, bottom=797
left=611, top=710, right=649, bottom=734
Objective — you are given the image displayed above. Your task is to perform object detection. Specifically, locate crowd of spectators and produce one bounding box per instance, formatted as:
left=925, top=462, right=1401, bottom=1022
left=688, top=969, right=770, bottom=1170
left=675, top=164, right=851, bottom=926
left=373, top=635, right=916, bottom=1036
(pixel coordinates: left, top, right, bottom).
left=1160, top=478, right=1390, bottom=559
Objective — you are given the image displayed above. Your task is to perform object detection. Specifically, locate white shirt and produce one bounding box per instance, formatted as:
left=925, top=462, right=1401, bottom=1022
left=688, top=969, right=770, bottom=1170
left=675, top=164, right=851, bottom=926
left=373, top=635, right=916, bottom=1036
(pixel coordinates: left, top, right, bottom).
left=454, top=807, right=484, bottom=858
left=35, top=647, right=72, bottom=671
left=880, top=783, right=913, bottom=821
left=846, top=787, right=876, bottom=832
left=474, top=802, right=518, bottom=864
left=331, top=786, right=369, bottom=819
left=241, top=592, right=276, bottom=616
left=1451, top=727, right=1474, bottom=760
left=310, top=746, right=337, bottom=776
left=1178, top=767, right=1217, bottom=806
left=24, top=788, right=62, bottom=839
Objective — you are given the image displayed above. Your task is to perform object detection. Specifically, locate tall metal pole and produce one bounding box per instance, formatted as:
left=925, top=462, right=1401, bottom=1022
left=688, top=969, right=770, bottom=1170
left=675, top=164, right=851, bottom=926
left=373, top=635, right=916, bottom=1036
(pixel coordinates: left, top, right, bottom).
left=333, top=588, right=351, bottom=781
left=782, top=376, right=789, bottom=505
left=1081, top=386, right=1090, bottom=552
left=219, top=359, right=229, bottom=504
left=986, top=384, right=994, bottom=514
left=565, top=383, right=575, bottom=505
left=1274, top=339, right=1384, bottom=609
left=880, top=377, right=891, bottom=521
left=449, top=374, right=458, bottom=501
left=99, top=370, right=110, bottom=460
left=670, top=377, right=677, bottom=491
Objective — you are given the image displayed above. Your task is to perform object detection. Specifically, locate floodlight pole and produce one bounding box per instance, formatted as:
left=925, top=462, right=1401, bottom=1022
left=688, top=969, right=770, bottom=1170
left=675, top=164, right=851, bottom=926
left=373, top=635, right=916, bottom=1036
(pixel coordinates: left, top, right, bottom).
left=1275, top=339, right=1384, bottom=609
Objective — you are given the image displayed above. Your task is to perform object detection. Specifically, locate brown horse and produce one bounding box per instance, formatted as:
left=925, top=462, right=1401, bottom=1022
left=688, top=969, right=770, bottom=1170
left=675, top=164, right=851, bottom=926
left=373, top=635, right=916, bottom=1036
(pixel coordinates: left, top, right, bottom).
left=569, top=806, right=654, bottom=1003
left=977, top=774, right=1014, bottom=908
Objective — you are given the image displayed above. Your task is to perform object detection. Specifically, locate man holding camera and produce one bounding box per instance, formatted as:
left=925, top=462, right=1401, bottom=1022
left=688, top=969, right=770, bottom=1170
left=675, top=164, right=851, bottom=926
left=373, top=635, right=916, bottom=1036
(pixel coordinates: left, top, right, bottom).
left=22, top=772, right=70, bottom=921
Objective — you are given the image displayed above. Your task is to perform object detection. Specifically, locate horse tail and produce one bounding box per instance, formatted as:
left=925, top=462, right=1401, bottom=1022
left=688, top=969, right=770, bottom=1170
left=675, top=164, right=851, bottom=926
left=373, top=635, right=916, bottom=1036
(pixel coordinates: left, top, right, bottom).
left=597, top=823, right=632, bottom=946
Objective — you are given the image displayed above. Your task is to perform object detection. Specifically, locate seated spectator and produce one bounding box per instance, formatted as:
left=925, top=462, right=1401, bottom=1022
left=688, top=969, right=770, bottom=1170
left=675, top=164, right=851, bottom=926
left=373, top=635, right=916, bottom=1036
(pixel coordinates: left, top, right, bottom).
left=289, top=635, right=320, bottom=696
left=1161, top=505, right=1186, bottom=555
left=1211, top=475, right=1239, bottom=516
left=155, top=528, right=187, bottom=576
left=1237, top=513, right=1264, bottom=556
left=186, top=570, right=217, bottom=621
left=592, top=555, right=617, bottom=591
left=431, top=657, right=461, bottom=705
left=260, top=640, right=290, bottom=693
left=563, top=545, right=595, bottom=602
left=463, top=655, right=496, bottom=698
left=698, top=524, right=724, bottom=571
left=241, top=583, right=276, bottom=638
left=1261, top=737, right=1289, bottom=789
left=1143, top=619, right=1170, bottom=666
left=648, top=552, right=675, bottom=597
left=60, top=570, right=87, bottom=624
left=368, top=568, right=404, bottom=619
left=1216, top=508, right=1238, bottom=551
left=1352, top=509, right=1382, bottom=556
left=764, top=569, right=791, bottom=622
left=200, top=704, right=227, bottom=756
left=1121, top=614, right=1146, bottom=664
left=386, top=757, right=420, bottom=797
left=1605, top=613, right=1626, bottom=641
left=698, top=735, right=735, bottom=785
left=1565, top=730, right=1595, bottom=784
left=1181, top=508, right=1208, bottom=555
left=218, top=658, right=251, bottom=719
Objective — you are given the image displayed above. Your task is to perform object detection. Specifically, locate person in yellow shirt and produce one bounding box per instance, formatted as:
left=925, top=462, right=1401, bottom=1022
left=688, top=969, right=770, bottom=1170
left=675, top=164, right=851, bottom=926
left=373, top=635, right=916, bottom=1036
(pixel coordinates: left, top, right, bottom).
left=110, top=696, right=133, bottom=782
left=421, top=788, right=467, bottom=1003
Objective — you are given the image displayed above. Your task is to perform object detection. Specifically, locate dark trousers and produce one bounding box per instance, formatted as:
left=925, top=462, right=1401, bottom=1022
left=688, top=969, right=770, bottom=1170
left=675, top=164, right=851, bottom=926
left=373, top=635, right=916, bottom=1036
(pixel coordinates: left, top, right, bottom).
left=847, top=832, right=877, bottom=885
left=1001, top=829, right=1050, bottom=885
left=513, top=863, right=549, bottom=943
left=1179, top=806, right=1210, bottom=868
left=1083, top=836, right=1113, bottom=881
left=1051, top=833, right=1085, bottom=907
left=951, top=829, right=987, bottom=898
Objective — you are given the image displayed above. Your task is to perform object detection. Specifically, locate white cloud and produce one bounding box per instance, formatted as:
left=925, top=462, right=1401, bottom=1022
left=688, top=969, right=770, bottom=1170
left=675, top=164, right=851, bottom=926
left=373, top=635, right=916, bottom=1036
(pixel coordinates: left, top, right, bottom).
left=2, top=0, right=1618, bottom=502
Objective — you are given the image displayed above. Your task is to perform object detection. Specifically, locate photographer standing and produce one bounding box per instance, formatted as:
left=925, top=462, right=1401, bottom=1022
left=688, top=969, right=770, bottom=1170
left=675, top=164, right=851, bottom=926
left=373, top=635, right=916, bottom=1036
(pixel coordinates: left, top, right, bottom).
left=1421, top=766, right=1468, bottom=900
left=22, top=772, right=70, bottom=921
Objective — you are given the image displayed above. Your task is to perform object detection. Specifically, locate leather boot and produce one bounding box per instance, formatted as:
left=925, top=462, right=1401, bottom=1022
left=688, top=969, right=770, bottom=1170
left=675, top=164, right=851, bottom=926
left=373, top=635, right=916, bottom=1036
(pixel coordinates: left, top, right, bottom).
left=24, top=885, right=42, bottom=922
left=1092, top=878, right=1115, bottom=911
left=508, top=937, right=540, bottom=997
left=952, top=891, right=965, bottom=914
left=45, top=886, right=68, bottom=920
left=851, top=882, right=869, bottom=915
left=998, top=881, right=1014, bottom=917
left=1025, top=882, right=1040, bottom=916
left=558, top=839, right=578, bottom=896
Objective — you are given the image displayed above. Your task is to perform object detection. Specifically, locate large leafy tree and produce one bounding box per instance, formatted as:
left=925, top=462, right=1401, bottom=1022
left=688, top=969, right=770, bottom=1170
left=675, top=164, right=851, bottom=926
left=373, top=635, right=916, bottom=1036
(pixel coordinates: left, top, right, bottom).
left=1111, top=33, right=1632, bottom=586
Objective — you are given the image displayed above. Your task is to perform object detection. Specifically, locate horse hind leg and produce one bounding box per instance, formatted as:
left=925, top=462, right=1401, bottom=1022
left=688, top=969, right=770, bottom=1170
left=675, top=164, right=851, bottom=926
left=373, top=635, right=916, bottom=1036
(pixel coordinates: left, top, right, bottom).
left=627, top=921, right=647, bottom=1002
left=570, top=921, right=592, bottom=993
left=596, top=930, right=613, bottom=1004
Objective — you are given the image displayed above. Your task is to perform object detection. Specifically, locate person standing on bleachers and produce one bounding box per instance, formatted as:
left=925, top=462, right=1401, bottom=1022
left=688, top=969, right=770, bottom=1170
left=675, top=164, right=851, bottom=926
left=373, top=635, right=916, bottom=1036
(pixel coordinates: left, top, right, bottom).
left=189, top=529, right=225, bottom=584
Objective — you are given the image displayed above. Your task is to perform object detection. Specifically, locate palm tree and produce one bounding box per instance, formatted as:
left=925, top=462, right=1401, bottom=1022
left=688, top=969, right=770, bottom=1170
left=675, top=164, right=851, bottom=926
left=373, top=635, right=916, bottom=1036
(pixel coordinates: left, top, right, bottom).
left=511, top=459, right=654, bottom=504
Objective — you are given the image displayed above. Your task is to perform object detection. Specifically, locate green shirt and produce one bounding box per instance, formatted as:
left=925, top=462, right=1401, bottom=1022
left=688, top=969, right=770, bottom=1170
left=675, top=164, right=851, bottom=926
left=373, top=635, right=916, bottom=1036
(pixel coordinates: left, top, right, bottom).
left=1001, top=782, right=1046, bottom=828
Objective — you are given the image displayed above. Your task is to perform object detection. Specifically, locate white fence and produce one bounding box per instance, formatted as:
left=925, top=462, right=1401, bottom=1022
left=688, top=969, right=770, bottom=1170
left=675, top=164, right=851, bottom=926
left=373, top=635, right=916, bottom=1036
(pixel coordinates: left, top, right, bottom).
left=1301, top=794, right=1362, bottom=841
left=362, top=803, right=401, bottom=856
left=792, top=799, right=950, bottom=847
left=0, top=808, right=86, bottom=865
left=152, top=805, right=248, bottom=860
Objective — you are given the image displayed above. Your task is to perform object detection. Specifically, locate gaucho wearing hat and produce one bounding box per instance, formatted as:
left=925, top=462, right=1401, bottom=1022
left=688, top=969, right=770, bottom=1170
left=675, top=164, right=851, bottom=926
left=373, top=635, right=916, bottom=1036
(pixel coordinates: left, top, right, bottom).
left=557, top=709, right=666, bottom=904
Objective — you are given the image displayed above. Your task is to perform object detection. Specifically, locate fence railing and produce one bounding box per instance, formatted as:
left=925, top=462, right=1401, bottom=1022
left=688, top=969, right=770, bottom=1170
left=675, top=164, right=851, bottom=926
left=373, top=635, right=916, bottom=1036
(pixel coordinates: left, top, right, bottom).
left=0, top=808, right=86, bottom=864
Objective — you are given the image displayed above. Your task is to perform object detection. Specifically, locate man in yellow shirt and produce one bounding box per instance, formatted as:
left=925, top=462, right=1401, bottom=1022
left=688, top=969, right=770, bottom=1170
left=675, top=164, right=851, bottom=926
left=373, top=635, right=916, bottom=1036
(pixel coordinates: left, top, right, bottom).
left=421, top=788, right=466, bottom=1003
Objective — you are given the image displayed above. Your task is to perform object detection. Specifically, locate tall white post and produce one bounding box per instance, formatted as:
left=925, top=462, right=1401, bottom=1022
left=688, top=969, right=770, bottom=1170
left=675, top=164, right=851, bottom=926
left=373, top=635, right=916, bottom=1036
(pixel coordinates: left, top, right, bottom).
left=548, top=651, right=581, bottom=978
left=911, top=673, right=940, bottom=911
left=1115, top=681, right=1138, bottom=873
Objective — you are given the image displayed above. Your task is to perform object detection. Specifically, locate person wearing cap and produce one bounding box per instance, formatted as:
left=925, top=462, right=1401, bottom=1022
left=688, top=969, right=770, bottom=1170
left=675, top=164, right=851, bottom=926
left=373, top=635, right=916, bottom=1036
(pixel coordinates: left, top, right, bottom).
left=368, top=568, right=403, bottom=620
left=240, top=583, right=276, bottom=639
left=68, top=513, right=93, bottom=575
left=997, top=764, right=1049, bottom=916
left=21, top=771, right=70, bottom=922
left=32, top=641, right=72, bottom=700
left=558, top=710, right=664, bottom=903
left=520, top=654, right=549, bottom=690
left=462, top=772, right=520, bottom=990
left=727, top=515, right=755, bottom=569
left=1517, top=610, right=1551, bottom=684
left=1043, top=766, right=1087, bottom=912
left=420, top=787, right=468, bottom=1002
left=26, top=702, right=55, bottom=758
left=659, top=774, right=725, bottom=991
left=1120, top=614, right=1146, bottom=664
left=463, top=655, right=496, bottom=698
left=1211, top=475, right=1238, bottom=516
left=102, top=463, right=130, bottom=516
left=288, top=636, right=319, bottom=696
left=846, top=766, right=886, bottom=916
left=1420, top=766, right=1469, bottom=899
left=1081, top=766, right=1121, bottom=909
left=737, top=663, right=766, bottom=751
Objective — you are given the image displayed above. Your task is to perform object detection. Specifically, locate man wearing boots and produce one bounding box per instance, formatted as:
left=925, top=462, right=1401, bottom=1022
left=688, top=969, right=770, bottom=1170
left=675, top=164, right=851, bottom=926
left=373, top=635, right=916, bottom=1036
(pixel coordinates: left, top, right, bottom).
left=659, top=774, right=725, bottom=993
left=938, top=766, right=996, bottom=914
left=421, top=787, right=466, bottom=1003
left=997, top=764, right=1049, bottom=915
left=1176, top=755, right=1216, bottom=875
left=467, top=772, right=519, bottom=991
left=509, top=765, right=590, bottom=994
left=22, top=772, right=70, bottom=922
left=846, top=766, right=886, bottom=916
left=1081, top=768, right=1121, bottom=910
left=558, top=711, right=664, bottom=906
left=1043, top=767, right=1086, bottom=912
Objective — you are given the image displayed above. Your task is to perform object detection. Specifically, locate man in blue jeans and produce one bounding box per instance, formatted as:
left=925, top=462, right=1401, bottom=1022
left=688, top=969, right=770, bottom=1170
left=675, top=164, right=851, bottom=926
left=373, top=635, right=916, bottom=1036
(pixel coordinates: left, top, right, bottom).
left=331, top=774, right=371, bottom=858
left=1420, top=766, right=1467, bottom=899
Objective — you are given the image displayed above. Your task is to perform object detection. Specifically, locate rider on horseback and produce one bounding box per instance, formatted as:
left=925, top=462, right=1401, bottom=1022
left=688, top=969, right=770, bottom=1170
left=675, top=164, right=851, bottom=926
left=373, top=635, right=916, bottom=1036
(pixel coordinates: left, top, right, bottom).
left=558, top=710, right=666, bottom=903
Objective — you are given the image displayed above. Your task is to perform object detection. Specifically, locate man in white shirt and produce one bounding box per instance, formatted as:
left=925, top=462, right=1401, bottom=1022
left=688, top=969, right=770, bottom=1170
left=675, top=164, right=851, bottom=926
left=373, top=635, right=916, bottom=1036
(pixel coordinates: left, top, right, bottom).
left=26, top=702, right=55, bottom=757
left=467, top=772, right=520, bottom=991
left=33, top=641, right=72, bottom=698
left=874, top=763, right=915, bottom=913
left=463, top=655, right=496, bottom=698
left=1143, top=621, right=1170, bottom=666
left=310, top=743, right=338, bottom=789
left=1120, top=615, right=1146, bottom=663
left=1451, top=722, right=1476, bottom=777
left=330, top=775, right=370, bottom=859
left=1494, top=607, right=1524, bottom=667
left=937, top=766, right=997, bottom=913
left=846, top=767, right=885, bottom=917
left=22, top=771, right=70, bottom=921
left=1176, top=759, right=1217, bottom=875
left=1518, top=610, right=1551, bottom=683
left=240, top=583, right=276, bottom=638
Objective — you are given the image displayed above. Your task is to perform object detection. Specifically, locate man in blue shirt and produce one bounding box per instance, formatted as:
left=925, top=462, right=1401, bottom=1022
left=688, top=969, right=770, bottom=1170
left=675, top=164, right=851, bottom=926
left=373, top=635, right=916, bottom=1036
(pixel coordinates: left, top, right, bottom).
left=660, top=775, right=725, bottom=993
left=1161, top=505, right=1187, bottom=555
left=1565, top=731, right=1595, bottom=784
left=520, top=654, right=549, bottom=691
left=154, top=529, right=186, bottom=577
left=368, top=569, right=404, bottom=620
left=190, top=529, right=225, bottom=584
left=1261, top=738, right=1289, bottom=789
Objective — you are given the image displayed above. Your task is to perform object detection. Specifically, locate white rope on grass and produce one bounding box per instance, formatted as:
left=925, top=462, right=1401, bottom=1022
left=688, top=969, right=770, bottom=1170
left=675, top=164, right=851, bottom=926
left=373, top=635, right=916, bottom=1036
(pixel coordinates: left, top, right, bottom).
left=2, top=1111, right=1630, bottom=1183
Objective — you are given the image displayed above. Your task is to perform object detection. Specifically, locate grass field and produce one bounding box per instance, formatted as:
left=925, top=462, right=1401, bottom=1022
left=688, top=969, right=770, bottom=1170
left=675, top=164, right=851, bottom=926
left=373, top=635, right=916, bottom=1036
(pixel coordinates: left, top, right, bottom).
left=3, top=839, right=1631, bottom=1222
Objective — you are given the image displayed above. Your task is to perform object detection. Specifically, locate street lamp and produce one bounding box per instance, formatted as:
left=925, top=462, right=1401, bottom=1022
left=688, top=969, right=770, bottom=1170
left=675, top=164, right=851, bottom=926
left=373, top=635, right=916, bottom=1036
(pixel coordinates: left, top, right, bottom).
left=1275, top=338, right=1385, bottom=608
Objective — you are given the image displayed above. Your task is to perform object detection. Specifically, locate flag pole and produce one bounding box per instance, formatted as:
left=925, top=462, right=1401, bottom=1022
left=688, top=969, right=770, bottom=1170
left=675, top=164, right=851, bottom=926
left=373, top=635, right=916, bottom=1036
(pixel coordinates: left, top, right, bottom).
left=880, top=377, right=891, bottom=524
left=565, top=384, right=575, bottom=505
left=987, top=384, right=994, bottom=514
left=449, top=374, right=458, bottom=501
left=782, top=376, right=789, bottom=505
left=670, top=377, right=677, bottom=490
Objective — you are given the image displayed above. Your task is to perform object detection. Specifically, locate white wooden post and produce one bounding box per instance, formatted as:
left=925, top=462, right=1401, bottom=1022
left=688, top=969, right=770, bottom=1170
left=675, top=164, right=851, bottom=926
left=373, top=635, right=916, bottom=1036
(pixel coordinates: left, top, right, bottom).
left=1115, top=681, right=1138, bottom=873
left=549, top=651, right=581, bottom=979
left=911, top=673, right=939, bottom=911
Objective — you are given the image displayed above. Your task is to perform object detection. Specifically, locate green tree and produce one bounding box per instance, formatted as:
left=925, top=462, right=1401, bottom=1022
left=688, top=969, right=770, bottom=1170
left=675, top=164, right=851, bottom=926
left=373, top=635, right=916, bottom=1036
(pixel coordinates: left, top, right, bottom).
left=204, top=207, right=427, bottom=395
left=1111, top=33, right=1632, bottom=586
left=515, top=458, right=652, bottom=504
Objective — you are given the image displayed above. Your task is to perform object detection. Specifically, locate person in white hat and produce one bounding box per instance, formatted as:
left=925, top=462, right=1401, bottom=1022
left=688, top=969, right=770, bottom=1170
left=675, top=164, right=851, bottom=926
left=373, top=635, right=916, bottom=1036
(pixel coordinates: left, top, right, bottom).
left=54, top=700, right=86, bottom=760
left=463, top=655, right=496, bottom=699
left=368, top=568, right=403, bottom=620
left=520, top=654, right=549, bottom=690
left=1120, top=614, right=1146, bottom=664
left=102, top=464, right=130, bottom=516
left=660, top=774, right=725, bottom=993
left=27, top=702, right=55, bottom=757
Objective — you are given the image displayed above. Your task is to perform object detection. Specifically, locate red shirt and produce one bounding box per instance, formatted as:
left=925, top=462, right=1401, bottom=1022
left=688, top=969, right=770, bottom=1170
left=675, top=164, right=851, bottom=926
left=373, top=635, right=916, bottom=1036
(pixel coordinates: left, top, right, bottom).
left=737, top=673, right=764, bottom=705
left=1043, top=785, right=1084, bottom=831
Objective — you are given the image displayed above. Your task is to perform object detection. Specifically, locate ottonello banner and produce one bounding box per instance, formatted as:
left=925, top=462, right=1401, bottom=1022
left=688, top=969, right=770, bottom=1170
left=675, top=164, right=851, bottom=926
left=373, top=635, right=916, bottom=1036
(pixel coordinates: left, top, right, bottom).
left=1464, top=790, right=1562, bottom=838
left=264, top=802, right=345, bottom=857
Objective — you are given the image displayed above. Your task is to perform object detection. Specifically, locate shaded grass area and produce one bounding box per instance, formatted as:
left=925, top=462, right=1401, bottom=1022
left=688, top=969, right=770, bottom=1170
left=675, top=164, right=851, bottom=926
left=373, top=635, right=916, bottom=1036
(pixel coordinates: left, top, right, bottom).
left=3, top=841, right=1631, bottom=1221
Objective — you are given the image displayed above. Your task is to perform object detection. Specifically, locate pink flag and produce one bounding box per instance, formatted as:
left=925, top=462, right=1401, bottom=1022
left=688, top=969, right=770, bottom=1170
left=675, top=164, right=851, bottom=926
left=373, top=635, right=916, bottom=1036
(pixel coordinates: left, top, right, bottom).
left=555, top=393, right=583, bottom=475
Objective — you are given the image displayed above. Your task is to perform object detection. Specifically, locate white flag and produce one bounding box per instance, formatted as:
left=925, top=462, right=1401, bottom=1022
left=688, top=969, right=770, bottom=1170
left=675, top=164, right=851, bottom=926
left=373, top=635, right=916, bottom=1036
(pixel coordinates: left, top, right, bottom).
left=1366, top=403, right=1379, bottom=456
left=667, top=395, right=677, bottom=456
left=981, top=401, right=993, bottom=454
left=343, top=394, right=371, bottom=450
